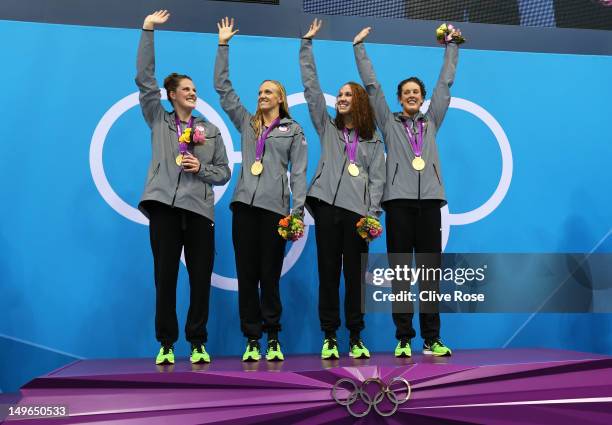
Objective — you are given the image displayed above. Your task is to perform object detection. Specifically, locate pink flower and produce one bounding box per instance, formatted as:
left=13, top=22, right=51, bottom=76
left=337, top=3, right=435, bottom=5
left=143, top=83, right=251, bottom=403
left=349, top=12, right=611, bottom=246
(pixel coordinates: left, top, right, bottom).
left=193, top=126, right=206, bottom=143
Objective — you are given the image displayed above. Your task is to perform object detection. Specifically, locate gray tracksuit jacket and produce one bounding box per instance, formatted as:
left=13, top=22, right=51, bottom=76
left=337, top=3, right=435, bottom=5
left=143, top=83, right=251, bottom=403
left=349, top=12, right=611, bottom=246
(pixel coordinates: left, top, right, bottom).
left=214, top=44, right=307, bottom=217
left=135, top=30, right=231, bottom=222
left=354, top=42, right=458, bottom=206
left=300, top=39, right=385, bottom=218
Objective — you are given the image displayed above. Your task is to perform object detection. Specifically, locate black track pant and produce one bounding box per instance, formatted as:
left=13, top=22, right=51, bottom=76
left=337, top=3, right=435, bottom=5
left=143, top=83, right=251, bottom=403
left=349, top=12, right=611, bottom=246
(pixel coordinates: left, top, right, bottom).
left=384, top=199, right=441, bottom=342
left=146, top=201, right=214, bottom=346
left=310, top=198, right=368, bottom=336
left=232, top=202, right=287, bottom=340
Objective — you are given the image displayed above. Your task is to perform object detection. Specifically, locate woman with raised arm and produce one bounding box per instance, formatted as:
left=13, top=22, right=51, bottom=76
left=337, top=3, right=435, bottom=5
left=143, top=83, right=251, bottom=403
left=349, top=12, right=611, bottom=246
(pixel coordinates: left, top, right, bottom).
left=214, top=17, right=307, bottom=362
left=136, top=10, right=231, bottom=365
left=353, top=25, right=463, bottom=358
left=300, top=19, right=385, bottom=360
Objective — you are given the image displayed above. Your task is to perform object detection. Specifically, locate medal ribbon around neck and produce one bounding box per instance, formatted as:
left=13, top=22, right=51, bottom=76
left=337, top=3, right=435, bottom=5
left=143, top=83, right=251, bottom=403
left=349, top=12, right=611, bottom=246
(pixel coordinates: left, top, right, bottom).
left=403, top=119, right=426, bottom=171
left=403, top=119, right=424, bottom=157
left=252, top=117, right=281, bottom=175
left=343, top=127, right=360, bottom=176
left=175, top=115, right=194, bottom=166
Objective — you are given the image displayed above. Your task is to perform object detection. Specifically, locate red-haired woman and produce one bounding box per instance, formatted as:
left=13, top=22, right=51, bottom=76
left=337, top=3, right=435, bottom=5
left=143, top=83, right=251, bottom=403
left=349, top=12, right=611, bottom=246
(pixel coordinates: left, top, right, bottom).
left=136, top=11, right=231, bottom=365
left=300, top=19, right=385, bottom=359
left=214, top=18, right=308, bottom=362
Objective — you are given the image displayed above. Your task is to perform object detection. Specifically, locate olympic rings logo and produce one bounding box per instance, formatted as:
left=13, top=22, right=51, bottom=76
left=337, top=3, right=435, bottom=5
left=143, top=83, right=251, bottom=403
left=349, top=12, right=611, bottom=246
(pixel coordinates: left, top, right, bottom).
left=332, top=377, right=412, bottom=417
left=90, top=91, right=512, bottom=291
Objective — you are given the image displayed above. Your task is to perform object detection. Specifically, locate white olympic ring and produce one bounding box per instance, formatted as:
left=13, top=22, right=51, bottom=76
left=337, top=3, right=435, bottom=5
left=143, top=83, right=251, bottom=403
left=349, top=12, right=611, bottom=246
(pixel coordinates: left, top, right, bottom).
left=90, top=91, right=334, bottom=291
left=91, top=91, right=511, bottom=289
left=421, top=98, right=513, bottom=251
left=332, top=377, right=411, bottom=417
left=89, top=92, right=238, bottom=225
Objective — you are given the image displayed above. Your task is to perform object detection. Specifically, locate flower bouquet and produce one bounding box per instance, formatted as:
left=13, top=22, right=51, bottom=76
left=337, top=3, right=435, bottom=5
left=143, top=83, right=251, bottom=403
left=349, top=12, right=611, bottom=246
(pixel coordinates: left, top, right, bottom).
left=436, top=23, right=465, bottom=45
left=278, top=214, right=305, bottom=241
left=356, top=216, right=383, bottom=242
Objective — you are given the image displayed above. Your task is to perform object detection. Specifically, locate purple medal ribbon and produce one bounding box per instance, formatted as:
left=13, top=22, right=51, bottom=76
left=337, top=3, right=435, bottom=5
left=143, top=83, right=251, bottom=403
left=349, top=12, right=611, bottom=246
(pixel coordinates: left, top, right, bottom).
left=342, top=128, right=359, bottom=163
left=403, top=119, right=424, bottom=157
left=256, top=117, right=281, bottom=161
left=175, top=115, right=195, bottom=155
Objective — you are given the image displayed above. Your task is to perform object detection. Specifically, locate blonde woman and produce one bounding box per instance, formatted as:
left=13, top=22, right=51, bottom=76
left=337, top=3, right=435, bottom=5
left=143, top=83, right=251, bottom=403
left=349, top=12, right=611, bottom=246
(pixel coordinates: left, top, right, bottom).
left=214, top=17, right=307, bottom=362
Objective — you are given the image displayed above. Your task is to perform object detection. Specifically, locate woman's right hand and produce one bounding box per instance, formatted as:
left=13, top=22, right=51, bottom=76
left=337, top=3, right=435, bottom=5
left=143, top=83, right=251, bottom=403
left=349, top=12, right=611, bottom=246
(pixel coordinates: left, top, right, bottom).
left=303, top=18, right=322, bottom=39
left=143, top=10, right=170, bottom=30
left=353, top=27, right=371, bottom=44
left=218, top=17, right=239, bottom=44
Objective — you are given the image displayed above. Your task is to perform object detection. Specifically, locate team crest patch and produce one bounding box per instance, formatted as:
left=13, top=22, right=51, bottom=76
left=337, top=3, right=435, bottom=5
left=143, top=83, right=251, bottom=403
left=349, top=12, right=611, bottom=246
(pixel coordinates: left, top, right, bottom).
left=278, top=125, right=289, bottom=132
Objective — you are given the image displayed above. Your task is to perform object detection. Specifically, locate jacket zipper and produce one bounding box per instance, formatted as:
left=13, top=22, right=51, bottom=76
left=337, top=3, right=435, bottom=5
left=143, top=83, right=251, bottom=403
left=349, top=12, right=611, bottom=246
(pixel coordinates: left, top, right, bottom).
left=171, top=171, right=183, bottom=207
left=391, top=163, right=398, bottom=185
left=332, top=158, right=347, bottom=205
left=250, top=174, right=261, bottom=205
left=314, top=162, right=325, bottom=185
left=149, top=163, right=160, bottom=183
left=281, top=177, right=285, bottom=206
left=433, top=163, right=442, bottom=185
left=417, top=172, right=421, bottom=201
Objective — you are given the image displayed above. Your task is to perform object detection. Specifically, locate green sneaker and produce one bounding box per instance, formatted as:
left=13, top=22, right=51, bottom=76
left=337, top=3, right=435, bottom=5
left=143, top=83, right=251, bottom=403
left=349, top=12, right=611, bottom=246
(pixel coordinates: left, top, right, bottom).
left=321, top=338, right=339, bottom=360
left=395, top=338, right=412, bottom=358
left=242, top=339, right=261, bottom=362
left=423, top=339, right=452, bottom=357
left=155, top=345, right=175, bottom=365
left=265, top=339, right=284, bottom=361
left=349, top=339, right=370, bottom=359
left=190, top=344, right=211, bottom=364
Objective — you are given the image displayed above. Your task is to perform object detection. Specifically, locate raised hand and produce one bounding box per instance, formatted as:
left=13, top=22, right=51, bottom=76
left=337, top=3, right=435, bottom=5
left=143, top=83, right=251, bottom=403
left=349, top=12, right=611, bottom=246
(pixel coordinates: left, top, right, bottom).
left=353, top=27, right=371, bottom=44
left=143, top=10, right=170, bottom=30
left=303, top=18, right=322, bottom=39
left=218, top=17, right=239, bottom=44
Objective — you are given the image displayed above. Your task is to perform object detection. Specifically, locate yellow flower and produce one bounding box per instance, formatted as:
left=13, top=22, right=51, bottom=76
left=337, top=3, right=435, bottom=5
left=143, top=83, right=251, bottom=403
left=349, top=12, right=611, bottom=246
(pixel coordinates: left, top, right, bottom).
left=179, top=128, right=192, bottom=143
left=436, top=23, right=447, bottom=37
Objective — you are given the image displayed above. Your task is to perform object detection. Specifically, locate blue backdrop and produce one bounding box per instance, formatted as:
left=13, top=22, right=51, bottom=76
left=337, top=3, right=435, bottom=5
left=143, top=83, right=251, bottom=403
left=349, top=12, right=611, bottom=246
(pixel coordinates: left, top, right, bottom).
left=1, top=20, right=611, bottom=392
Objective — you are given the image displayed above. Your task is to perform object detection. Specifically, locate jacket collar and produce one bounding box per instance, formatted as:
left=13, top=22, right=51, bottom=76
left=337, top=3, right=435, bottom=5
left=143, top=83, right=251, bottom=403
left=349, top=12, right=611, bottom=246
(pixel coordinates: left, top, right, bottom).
left=165, top=111, right=206, bottom=132
left=249, top=115, right=293, bottom=134
left=334, top=122, right=377, bottom=144
left=394, top=111, right=426, bottom=123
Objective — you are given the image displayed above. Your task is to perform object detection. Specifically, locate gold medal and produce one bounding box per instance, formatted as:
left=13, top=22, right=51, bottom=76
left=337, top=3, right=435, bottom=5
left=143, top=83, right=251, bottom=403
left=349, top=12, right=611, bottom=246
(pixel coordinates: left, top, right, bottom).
left=348, top=163, right=360, bottom=177
left=251, top=160, right=264, bottom=176
left=412, top=156, right=425, bottom=171
left=176, top=154, right=184, bottom=166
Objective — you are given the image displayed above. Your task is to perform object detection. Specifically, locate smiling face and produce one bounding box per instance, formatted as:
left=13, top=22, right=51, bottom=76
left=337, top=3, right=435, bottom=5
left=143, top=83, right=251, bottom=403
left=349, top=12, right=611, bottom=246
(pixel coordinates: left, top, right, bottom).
left=336, top=84, right=353, bottom=115
left=169, top=78, right=197, bottom=111
left=399, top=81, right=424, bottom=116
left=257, top=81, right=282, bottom=112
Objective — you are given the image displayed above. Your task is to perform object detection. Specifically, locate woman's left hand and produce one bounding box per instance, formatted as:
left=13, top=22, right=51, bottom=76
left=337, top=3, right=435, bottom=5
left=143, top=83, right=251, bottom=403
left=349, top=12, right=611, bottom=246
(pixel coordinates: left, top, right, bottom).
left=303, top=18, right=322, bottom=39
left=182, top=153, right=201, bottom=173
left=449, top=28, right=462, bottom=39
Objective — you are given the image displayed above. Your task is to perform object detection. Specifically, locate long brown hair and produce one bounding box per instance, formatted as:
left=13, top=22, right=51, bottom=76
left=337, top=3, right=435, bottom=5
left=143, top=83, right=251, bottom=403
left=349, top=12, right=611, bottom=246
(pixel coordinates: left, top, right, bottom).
left=251, top=80, right=291, bottom=137
left=334, top=82, right=375, bottom=140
